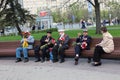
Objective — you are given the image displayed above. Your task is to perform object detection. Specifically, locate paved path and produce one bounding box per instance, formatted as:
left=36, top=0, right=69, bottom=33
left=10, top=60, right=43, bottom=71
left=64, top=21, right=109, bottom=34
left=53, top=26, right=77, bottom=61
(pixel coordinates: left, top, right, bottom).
left=0, top=57, right=120, bottom=80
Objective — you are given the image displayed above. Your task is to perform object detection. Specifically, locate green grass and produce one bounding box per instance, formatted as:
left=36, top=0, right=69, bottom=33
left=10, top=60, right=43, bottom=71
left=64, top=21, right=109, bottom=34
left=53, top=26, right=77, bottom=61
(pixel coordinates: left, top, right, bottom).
left=0, top=25, right=120, bottom=42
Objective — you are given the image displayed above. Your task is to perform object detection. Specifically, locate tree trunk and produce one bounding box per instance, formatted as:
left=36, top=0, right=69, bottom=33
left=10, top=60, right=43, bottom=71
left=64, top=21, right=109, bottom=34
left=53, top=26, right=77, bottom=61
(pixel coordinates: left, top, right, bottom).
left=95, top=0, right=101, bottom=34
left=15, top=22, right=22, bottom=37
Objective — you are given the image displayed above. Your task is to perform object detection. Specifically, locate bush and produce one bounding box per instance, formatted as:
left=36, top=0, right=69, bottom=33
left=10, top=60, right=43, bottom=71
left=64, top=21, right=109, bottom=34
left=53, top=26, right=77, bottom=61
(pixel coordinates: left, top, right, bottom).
left=30, top=28, right=58, bottom=34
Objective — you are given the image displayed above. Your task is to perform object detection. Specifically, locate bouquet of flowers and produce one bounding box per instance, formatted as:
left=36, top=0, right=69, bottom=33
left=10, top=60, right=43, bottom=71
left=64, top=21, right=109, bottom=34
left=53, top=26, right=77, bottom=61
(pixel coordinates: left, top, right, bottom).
left=40, top=39, right=56, bottom=49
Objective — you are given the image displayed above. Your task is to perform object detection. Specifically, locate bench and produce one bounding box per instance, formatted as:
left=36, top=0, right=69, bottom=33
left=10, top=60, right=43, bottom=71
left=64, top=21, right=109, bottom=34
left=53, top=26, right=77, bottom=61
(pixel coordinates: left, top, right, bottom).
left=0, top=37, right=120, bottom=59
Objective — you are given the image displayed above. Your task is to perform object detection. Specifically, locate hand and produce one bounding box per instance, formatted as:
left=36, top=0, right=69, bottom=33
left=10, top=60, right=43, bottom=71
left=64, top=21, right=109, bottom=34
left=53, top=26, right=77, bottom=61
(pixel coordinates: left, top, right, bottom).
left=24, top=38, right=27, bottom=41
left=59, top=44, right=62, bottom=47
left=55, top=43, right=57, bottom=45
left=96, top=44, right=99, bottom=46
left=82, top=42, right=87, bottom=45
left=45, top=39, right=49, bottom=42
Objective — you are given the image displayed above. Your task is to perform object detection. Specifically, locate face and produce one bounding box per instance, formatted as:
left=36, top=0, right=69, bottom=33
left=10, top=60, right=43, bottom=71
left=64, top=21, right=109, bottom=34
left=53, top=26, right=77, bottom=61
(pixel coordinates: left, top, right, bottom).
left=47, top=33, right=51, bottom=37
left=59, top=31, right=64, bottom=35
left=24, top=34, right=29, bottom=38
left=83, top=32, right=88, bottom=36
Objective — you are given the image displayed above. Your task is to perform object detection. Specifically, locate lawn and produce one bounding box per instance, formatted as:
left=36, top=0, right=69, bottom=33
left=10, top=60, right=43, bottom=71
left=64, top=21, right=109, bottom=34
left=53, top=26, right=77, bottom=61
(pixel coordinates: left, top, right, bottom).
left=0, top=25, right=120, bottom=42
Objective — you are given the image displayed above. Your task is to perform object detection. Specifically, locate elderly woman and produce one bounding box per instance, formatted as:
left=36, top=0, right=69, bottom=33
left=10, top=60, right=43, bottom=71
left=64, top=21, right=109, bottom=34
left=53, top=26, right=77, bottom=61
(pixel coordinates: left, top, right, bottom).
left=92, top=27, right=114, bottom=66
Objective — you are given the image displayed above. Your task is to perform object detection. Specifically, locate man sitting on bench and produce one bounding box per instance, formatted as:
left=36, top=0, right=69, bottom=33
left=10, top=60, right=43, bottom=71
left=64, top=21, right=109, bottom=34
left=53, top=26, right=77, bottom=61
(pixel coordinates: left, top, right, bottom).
left=74, top=29, right=92, bottom=65
left=15, top=31, right=34, bottom=63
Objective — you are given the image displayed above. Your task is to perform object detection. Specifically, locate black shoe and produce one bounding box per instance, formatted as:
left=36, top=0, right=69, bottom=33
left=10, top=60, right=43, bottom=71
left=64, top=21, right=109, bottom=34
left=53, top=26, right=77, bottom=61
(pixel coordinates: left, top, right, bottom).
left=53, top=59, right=58, bottom=63
left=60, top=59, right=65, bottom=63
left=46, top=58, right=50, bottom=61
left=74, top=56, right=79, bottom=61
left=88, top=59, right=91, bottom=63
left=15, top=58, right=22, bottom=63
left=74, top=61, right=78, bottom=65
left=88, top=58, right=91, bottom=63
left=92, top=62, right=102, bottom=66
left=41, top=59, right=45, bottom=63
left=24, top=58, right=29, bottom=63
left=35, top=59, right=41, bottom=62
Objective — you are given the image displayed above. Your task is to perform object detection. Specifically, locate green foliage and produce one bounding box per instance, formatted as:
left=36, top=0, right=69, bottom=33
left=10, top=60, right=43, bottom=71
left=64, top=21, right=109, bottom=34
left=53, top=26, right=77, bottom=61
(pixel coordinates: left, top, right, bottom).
left=30, top=28, right=58, bottom=34
left=0, top=26, right=120, bottom=42
left=101, top=10, right=109, bottom=19
left=51, top=1, right=89, bottom=23
left=105, top=1, right=120, bottom=19
left=51, top=11, right=62, bottom=23
left=0, top=0, right=36, bottom=33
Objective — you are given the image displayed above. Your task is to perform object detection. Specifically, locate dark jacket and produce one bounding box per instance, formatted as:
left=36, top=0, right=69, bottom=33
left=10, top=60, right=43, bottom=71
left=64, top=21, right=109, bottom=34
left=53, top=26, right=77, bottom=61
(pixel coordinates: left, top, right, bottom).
left=76, top=35, right=92, bottom=50
left=40, top=35, right=54, bottom=47
left=57, top=34, right=70, bottom=48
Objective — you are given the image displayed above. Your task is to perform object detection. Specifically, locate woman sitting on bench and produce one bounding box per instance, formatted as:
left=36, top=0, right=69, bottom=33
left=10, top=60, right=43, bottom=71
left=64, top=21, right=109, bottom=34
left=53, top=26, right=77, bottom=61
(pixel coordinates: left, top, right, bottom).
left=92, top=27, right=114, bottom=66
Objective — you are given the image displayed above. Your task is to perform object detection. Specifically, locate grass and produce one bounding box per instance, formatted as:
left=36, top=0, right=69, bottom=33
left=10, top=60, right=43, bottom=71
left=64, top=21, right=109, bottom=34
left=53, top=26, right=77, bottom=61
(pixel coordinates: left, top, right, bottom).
left=0, top=25, right=120, bottom=42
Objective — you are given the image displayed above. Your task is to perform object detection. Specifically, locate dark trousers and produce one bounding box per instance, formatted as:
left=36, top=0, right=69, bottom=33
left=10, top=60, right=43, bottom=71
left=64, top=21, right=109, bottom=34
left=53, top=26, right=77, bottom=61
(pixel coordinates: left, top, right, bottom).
left=52, top=45, right=67, bottom=61
left=34, top=45, right=50, bottom=60
left=75, top=45, right=83, bottom=56
left=93, top=46, right=105, bottom=62
left=41, top=46, right=50, bottom=60
left=74, top=45, right=91, bottom=61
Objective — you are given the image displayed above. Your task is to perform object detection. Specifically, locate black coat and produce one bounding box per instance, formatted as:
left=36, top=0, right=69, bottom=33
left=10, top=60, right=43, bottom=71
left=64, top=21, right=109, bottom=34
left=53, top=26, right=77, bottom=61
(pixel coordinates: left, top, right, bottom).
left=76, top=35, right=92, bottom=50
left=40, top=35, right=54, bottom=47
left=57, top=34, right=70, bottom=48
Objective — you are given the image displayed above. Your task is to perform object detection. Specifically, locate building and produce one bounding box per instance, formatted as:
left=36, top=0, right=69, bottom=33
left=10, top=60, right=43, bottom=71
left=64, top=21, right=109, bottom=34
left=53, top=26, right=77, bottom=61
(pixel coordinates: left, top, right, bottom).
left=19, top=0, right=80, bottom=15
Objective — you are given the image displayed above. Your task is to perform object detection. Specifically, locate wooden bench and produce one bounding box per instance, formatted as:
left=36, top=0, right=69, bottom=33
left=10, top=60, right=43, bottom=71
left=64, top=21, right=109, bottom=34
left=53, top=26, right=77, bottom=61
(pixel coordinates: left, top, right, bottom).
left=65, top=37, right=120, bottom=59
left=0, top=37, right=120, bottom=59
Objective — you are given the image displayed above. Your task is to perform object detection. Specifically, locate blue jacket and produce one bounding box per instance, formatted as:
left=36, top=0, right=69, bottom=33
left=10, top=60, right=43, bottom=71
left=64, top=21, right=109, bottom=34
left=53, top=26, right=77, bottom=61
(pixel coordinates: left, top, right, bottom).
left=21, top=35, right=34, bottom=49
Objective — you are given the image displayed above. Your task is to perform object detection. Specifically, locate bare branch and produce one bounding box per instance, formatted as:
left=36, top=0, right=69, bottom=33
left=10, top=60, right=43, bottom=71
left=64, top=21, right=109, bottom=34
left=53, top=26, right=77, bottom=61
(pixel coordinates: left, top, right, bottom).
left=87, top=0, right=95, bottom=7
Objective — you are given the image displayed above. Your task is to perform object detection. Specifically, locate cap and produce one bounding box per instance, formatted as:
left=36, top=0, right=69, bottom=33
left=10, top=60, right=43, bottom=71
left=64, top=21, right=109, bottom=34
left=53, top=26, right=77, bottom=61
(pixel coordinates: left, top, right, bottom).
left=58, top=29, right=65, bottom=32
left=83, top=29, right=88, bottom=32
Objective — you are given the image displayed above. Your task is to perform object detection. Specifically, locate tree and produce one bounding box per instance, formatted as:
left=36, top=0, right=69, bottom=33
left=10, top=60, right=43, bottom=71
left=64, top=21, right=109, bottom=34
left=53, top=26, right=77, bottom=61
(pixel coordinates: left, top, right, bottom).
left=68, top=2, right=89, bottom=23
left=87, top=0, right=101, bottom=34
left=105, top=1, right=120, bottom=19
left=51, top=10, right=62, bottom=23
left=0, top=0, right=35, bottom=36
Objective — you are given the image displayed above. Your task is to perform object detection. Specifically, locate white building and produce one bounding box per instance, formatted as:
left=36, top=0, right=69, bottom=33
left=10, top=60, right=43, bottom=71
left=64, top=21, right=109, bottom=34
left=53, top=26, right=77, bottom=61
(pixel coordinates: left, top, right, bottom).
left=19, top=0, right=119, bottom=15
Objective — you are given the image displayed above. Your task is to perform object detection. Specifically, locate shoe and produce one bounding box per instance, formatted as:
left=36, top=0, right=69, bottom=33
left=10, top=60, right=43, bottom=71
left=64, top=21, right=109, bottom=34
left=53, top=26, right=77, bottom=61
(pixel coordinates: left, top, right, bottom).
left=35, top=59, right=41, bottom=62
left=15, top=58, right=22, bottom=63
left=92, top=62, right=102, bottom=66
left=53, top=59, right=58, bottom=63
left=74, top=56, right=79, bottom=61
left=24, top=58, right=29, bottom=63
left=74, top=61, right=78, bottom=65
left=88, top=58, right=91, bottom=63
left=46, top=58, right=50, bottom=61
left=41, top=59, right=45, bottom=63
left=60, top=59, right=65, bottom=63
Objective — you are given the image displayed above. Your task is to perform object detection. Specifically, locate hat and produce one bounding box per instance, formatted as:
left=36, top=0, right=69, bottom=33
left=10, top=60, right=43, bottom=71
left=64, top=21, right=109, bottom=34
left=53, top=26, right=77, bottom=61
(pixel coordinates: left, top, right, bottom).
left=58, top=29, right=65, bottom=32
left=47, top=30, right=52, bottom=34
left=83, top=29, right=88, bottom=32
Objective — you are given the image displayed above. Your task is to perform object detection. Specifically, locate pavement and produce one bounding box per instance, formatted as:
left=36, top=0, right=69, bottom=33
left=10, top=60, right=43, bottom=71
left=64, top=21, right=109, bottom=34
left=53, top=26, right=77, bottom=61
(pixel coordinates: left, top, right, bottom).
left=0, top=57, right=120, bottom=80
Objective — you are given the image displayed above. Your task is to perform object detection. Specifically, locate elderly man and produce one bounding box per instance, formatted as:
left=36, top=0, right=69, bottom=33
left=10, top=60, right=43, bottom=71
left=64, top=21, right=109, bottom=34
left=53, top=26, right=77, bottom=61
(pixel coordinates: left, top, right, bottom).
left=15, top=31, right=34, bottom=63
left=74, top=29, right=92, bottom=65
left=52, top=29, right=70, bottom=63
left=34, top=31, right=55, bottom=63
